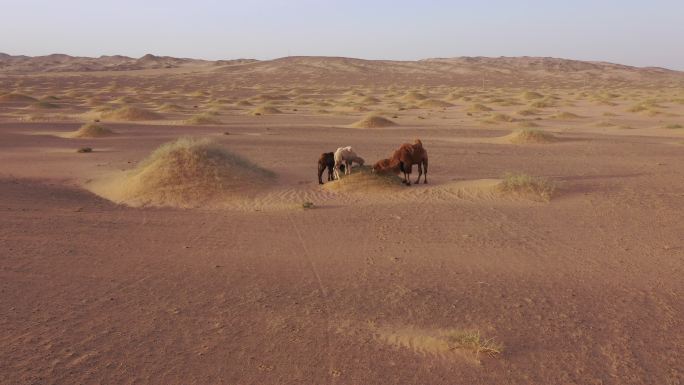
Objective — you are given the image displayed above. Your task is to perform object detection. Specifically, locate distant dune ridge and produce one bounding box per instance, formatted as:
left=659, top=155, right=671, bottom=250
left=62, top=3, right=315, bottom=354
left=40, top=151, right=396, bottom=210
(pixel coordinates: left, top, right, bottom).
left=1, top=53, right=682, bottom=87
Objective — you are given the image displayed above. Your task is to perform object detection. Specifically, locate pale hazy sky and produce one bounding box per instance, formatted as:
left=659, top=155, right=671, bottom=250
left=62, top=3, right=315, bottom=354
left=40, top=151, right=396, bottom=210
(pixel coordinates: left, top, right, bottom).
left=1, top=0, right=683, bottom=69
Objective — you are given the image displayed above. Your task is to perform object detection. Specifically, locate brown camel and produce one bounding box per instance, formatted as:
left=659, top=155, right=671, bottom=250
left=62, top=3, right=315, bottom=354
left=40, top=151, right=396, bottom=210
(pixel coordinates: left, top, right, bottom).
left=372, top=157, right=401, bottom=175
left=375, top=139, right=428, bottom=185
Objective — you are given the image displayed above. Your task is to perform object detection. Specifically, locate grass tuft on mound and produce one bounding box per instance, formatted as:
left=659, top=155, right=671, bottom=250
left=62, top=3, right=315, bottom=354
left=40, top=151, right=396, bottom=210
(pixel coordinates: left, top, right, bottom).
left=401, top=91, right=428, bottom=102
left=419, top=99, right=453, bottom=108
left=101, top=106, right=162, bottom=121
left=184, top=113, right=222, bottom=125
left=350, top=114, right=397, bottom=128
left=30, top=101, right=60, bottom=109
left=552, top=111, right=582, bottom=119
left=93, top=137, right=274, bottom=208
left=521, top=91, right=544, bottom=100
left=505, top=129, right=556, bottom=144
left=0, top=93, right=37, bottom=103
left=443, top=330, right=504, bottom=359
left=68, top=123, right=116, bottom=138
left=467, top=103, right=492, bottom=112
left=323, top=165, right=403, bottom=192
left=158, top=103, right=184, bottom=112
left=498, top=173, right=556, bottom=201
left=249, top=105, right=282, bottom=115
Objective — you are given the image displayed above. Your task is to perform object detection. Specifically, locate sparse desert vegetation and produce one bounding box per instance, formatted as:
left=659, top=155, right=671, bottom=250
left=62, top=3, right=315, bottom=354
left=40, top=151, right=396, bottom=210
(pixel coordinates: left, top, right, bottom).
left=498, top=173, right=556, bottom=201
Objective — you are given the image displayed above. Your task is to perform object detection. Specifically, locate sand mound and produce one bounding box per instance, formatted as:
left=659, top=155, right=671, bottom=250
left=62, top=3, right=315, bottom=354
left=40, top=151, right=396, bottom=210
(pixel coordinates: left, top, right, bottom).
left=249, top=105, right=282, bottom=115
left=402, top=91, right=428, bottom=102
left=101, top=106, right=162, bottom=121
left=489, top=113, right=517, bottom=123
left=158, top=103, right=184, bottom=112
left=89, top=137, right=275, bottom=208
left=360, top=96, right=380, bottom=104
left=30, top=101, right=60, bottom=109
left=521, top=91, right=544, bottom=100
left=419, top=99, right=453, bottom=108
left=0, top=93, right=37, bottom=103
left=184, top=113, right=222, bottom=125
left=504, top=129, right=557, bottom=144
left=350, top=115, right=397, bottom=128
left=236, top=100, right=253, bottom=107
left=467, top=103, right=492, bottom=112
left=552, top=111, right=582, bottom=119
left=67, top=123, right=116, bottom=138
left=323, top=166, right=403, bottom=192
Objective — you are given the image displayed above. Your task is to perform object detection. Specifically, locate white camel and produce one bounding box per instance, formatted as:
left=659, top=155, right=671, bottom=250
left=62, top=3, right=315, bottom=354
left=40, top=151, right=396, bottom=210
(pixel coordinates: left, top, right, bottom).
left=334, top=146, right=365, bottom=180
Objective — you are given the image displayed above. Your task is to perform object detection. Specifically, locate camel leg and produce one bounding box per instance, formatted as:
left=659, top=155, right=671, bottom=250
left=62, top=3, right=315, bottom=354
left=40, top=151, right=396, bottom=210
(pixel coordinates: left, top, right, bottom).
left=346, top=161, right=352, bottom=175
left=423, top=159, right=428, bottom=184
left=404, top=163, right=412, bottom=186
left=415, top=163, right=422, bottom=184
left=334, top=164, right=340, bottom=180
left=318, top=164, right=325, bottom=184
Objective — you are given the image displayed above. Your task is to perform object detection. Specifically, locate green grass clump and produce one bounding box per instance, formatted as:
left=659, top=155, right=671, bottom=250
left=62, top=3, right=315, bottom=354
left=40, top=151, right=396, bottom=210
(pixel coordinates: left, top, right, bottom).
left=665, top=123, right=683, bottom=129
left=498, top=173, right=556, bottom=201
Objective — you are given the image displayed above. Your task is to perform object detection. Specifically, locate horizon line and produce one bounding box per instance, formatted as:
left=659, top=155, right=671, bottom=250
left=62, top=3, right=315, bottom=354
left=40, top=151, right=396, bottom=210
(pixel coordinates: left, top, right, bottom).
left=1, top=51, right=682, bottom=72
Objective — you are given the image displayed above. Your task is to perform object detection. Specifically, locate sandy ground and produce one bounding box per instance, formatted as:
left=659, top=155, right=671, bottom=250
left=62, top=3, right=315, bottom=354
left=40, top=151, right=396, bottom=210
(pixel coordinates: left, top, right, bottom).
left=1, top=58, right=684, bottom=384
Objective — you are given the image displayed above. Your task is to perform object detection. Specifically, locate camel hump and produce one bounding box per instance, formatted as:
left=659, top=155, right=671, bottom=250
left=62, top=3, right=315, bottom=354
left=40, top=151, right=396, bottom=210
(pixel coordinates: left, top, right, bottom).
left=414, top=139, right=423, bottom=148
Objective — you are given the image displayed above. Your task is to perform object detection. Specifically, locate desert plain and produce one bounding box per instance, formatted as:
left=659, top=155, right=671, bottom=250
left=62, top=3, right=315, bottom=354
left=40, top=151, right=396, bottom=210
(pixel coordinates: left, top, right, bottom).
left=1, top=54, right=683, bottom=384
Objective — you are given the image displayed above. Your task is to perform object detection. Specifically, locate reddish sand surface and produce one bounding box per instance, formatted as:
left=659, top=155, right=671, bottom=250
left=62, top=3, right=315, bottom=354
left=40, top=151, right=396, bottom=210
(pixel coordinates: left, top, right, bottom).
left=1, top=55, right=683, bottom=385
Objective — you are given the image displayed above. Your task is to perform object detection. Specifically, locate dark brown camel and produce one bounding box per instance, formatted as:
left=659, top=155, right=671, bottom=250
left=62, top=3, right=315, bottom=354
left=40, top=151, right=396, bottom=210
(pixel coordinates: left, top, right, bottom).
left=375, top=139, right=428, bottom=185
left=318, top=152, right=344, bottom=184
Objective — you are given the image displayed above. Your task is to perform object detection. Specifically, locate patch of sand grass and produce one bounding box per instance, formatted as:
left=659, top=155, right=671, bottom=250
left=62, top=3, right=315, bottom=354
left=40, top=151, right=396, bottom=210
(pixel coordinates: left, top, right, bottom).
left=350, top=114, right=397, bottom=128
left=521, top=91, right=544, bottom=100
left=375, top=326, right=503, bottom=363
left=184, top=113, right=222, bottom=125
left=0, top=93, right=37, bottom=103
left=467, top=103, right=493, bottom=112
left=419, top=99, right=453, bottom=108
left=551, top=111, right=582, bottom=119
left=505, top=129, right=556, bottom=144
left=498, top=173, right=556, bottom=201
left=101, top=106, right=162, bottom=121
left=249, top=105, right=282, bottom=115
left=323, top=166, right=402, bottom=192
left=67, top=122, right=116, bottom=138
left=88, top=137, right=275, bottom=208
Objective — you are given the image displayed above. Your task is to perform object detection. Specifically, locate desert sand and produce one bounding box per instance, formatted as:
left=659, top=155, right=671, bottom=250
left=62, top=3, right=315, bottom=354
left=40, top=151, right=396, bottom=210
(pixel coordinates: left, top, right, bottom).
left=1, top=54, right=683, bottom=385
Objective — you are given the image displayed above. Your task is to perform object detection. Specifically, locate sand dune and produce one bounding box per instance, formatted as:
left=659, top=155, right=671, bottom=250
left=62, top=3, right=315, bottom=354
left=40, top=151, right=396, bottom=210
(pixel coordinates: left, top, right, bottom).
left=1, top=54, right=683, bottom=385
